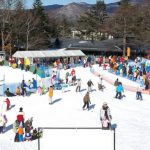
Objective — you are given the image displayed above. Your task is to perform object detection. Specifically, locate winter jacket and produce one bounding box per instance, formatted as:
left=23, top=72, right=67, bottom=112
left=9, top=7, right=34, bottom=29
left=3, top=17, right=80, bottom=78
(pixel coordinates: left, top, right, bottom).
left=13, top=120, right=20, bottom=133
left=116, top=84, right=124, bottom=93
left=83, top=93, right=90, bottom=103
left=77, top=80, right=81, bottom=86
left=17, top=112, right=25, bottom=122
left=87, top=80, right=93, bottom=87
left=49, top=87, right=53, bottom=97
left=114, top=80, right=119, bottom=86
left=16, top=87, right=21, bottom=95
left=18, top=127, right=24, bottom=135
left=0, top=115, right=4, bottom=127
left=32, top=79, right=37, bottom=89
left=5, top=98, right=10, bottom=109
left=100, top=106, right=112, bottom=121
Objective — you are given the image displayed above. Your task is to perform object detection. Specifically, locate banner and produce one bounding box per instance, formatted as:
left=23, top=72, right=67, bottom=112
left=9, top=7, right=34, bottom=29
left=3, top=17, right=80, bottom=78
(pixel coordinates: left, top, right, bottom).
left=127, top=47, right=131, bottom=57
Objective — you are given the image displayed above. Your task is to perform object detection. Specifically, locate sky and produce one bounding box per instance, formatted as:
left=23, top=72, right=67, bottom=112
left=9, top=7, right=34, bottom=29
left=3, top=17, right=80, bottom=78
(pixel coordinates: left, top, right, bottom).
left=25, top=0, right=119, bottom=8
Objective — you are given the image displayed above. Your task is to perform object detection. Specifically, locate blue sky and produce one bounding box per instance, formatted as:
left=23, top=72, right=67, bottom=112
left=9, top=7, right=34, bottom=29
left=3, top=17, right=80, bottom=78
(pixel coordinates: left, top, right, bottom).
left=25, top=0, right=119, bottom=8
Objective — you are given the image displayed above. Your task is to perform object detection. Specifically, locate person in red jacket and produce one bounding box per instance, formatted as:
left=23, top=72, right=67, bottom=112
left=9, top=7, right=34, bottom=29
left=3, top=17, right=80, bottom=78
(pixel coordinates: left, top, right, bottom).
left=4, top=98, right=11, bottom=110
left=71, top=69, right=75, bottom=76
left=17, top=107, right=25, bottom=126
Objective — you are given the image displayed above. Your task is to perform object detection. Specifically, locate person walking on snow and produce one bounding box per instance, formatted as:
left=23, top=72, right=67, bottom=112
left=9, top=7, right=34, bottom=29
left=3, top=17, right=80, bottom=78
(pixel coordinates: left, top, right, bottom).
left=115, top=82, right=124, bottom=99
left=0, top=114, right=4, bottom=134
left=49, top=86, right=53, bottom=104
left=136, top=86, right=143, bottom=100
left=82, top=92, right=91, bottom=110
left=76, top=79, right=81, bottom=92
left=98, top=75, right=104, bottom=91
left=100, top=102, right=112, bottom=130
left=87, top=79, right=94, bottom=92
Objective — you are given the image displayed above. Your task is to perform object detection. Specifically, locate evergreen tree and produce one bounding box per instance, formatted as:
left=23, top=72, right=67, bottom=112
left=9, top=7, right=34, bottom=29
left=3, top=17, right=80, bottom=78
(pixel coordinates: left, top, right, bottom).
left=32, top=0, right=51, bottom=48
left=77, top=0, right=107, bottom=40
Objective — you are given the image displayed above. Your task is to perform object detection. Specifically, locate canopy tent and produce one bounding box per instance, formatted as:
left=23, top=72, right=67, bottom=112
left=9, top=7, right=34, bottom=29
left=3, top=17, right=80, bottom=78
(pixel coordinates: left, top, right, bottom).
left=13, top=50, right=85, bottom=58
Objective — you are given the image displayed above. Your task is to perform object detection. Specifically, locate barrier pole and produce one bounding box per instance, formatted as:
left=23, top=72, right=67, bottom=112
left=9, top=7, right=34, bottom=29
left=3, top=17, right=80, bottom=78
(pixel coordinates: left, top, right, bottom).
left=38, top=128, right=40, bottom=150
left=3, top=75, right=5, bottom=96
left=114, top=128, right=116, bottom=150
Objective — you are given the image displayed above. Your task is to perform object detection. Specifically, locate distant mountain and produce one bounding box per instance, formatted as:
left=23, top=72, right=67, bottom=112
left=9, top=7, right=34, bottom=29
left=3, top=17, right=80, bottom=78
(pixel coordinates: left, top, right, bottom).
left=44, top=4, right=63, bottom=11
left=44, top=0, right=146, bottom=22
left=46, top=2, right=91, bottom=22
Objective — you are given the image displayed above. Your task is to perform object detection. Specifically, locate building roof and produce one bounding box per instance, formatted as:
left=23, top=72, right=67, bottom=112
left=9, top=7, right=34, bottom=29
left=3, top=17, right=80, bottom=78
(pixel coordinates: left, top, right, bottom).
left=13, top=49, right=85, bottom=58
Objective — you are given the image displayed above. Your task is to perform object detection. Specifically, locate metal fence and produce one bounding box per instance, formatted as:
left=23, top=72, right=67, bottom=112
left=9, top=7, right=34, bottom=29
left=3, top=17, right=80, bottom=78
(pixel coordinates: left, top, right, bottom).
left=38, top=127, right=116, bottom=150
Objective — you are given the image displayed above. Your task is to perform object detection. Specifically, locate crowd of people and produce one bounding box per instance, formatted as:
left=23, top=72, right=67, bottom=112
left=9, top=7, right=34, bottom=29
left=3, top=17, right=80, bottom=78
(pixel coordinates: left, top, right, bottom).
left=4, top=78, right=37, bottom=97
left=109, top=56, right=150, bottom=90
left=13, top=107, right=42, bottom=142
left=1, top=54, right=149, bottom=144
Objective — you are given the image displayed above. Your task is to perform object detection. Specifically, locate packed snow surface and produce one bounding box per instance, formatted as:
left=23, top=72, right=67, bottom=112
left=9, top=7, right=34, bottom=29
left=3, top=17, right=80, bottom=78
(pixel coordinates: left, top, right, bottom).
left=0, top=65, right=150, bottom=150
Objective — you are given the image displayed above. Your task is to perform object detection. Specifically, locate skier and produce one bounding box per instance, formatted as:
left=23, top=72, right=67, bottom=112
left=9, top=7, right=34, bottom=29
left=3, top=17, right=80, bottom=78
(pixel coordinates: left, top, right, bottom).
left=82, top=92, right=91, bottom=110
left=100, top=102, right=112, bottom=130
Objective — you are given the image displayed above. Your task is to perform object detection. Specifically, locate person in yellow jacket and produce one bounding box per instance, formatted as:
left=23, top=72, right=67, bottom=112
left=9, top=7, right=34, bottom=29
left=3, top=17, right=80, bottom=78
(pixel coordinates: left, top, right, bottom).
left=25, top=58, right=30, bottom=71
left=49, top=86, right=53, bottom=104
left=16, top=87, right=21, bottom=96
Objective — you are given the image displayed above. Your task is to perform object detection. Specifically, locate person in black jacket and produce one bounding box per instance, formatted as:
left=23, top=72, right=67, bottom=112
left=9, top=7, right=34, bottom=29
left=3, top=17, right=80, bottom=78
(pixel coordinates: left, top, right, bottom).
left=5, top=88, right=16, bottom=97
left=87, top=79, right=94, bottom=92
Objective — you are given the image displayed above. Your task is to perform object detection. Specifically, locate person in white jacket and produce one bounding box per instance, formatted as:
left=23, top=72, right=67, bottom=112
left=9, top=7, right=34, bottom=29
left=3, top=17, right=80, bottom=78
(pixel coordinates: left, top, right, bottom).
left=100, top=102, right=112, bottom=129
left=76, top=79, right=81, bottom=92
left=0, top=114, right=4, bottom=133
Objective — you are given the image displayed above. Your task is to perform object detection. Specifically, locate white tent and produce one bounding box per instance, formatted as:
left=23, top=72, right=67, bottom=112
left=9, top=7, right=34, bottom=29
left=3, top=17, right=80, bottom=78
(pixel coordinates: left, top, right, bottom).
left=13, top=50, right=85, bottom=58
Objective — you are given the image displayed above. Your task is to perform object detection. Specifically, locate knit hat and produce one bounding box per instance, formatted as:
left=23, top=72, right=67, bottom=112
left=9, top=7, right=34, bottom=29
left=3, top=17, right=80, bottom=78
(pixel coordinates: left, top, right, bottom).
left=19, top=107, right=23, bottom=112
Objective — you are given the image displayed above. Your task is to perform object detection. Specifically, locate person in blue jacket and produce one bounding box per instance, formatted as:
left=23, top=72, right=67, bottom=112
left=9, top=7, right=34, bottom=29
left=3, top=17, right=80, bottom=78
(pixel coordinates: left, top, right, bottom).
left=115, top=82, right=124, bottom=99
left=32, top=78, right=37, bottom=89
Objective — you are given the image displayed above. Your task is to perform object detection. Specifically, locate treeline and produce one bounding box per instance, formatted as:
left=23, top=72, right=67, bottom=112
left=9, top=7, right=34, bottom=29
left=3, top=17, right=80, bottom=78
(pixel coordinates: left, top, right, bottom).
left=0, top=0, right=150, bottom=55
left=0, top=0, right=68, bottom=54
